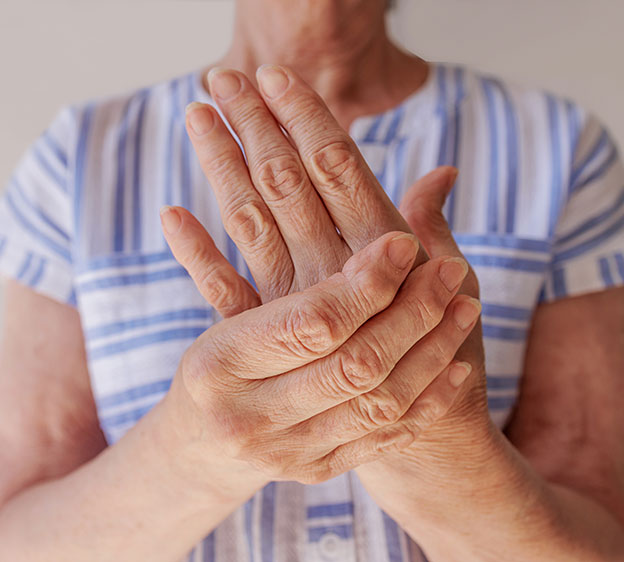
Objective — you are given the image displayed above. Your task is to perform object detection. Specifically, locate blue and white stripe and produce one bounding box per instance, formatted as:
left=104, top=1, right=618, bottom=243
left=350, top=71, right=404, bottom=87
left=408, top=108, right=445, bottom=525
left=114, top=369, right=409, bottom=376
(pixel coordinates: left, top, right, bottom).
left=1, top=62, right=623, bottom=561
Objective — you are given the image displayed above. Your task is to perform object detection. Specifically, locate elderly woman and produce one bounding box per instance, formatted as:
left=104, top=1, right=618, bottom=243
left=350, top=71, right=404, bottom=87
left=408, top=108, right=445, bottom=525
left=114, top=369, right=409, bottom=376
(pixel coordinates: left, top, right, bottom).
left=0, top=0, right=623, bottom=560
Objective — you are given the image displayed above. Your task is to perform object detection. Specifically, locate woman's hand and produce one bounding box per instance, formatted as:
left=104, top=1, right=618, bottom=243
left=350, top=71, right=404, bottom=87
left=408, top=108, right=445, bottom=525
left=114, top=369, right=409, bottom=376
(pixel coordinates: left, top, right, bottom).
left=163, top=64, right=492, bottom=513
left=158, top=232, right=478, bottom=501
left=178, top=65, right=431, bottom=303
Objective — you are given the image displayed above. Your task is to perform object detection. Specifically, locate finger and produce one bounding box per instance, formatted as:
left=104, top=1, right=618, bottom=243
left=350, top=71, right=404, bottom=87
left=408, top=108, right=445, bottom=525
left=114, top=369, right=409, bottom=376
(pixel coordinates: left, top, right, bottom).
left=194, top=232, right=420, bottom=380
left=185, top=101, right=294, bottom=301
left=400, top=166, right=481, bottom=302
left=257, top=255, right=470, bottom=421
left=207, top=68, right=349, bottom=284
left=399, top=166, right=463, bottom=259
left=256, top=65, right=424, bottom=260
left=321, top=360, right=473, bottom=474
left=160, top=205, right=260, bottom=318
left=297, top=294, right=481, bottom=445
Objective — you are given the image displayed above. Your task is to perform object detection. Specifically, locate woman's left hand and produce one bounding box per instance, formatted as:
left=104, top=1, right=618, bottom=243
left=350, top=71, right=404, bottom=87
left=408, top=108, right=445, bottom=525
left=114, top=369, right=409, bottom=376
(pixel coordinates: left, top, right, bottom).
left=162, top=65, right=497, bottom=503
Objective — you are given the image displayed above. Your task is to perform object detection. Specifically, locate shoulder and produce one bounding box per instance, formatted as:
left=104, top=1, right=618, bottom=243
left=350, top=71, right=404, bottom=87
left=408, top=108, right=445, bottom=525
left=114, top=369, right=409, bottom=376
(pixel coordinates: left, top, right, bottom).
left=439, top=63, right=620, bottom=199
left=442, top=63, right=593, bottom=144
left=454, top=66, right=622, bottom=194
left=34, top=69, right=205, bottom=259
left=63, top=70, right=199, bottom=163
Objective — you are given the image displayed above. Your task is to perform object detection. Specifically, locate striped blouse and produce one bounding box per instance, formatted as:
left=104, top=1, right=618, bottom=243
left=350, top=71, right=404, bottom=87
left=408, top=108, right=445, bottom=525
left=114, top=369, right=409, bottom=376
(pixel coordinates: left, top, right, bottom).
left=1, top=62, right=623, bottom=561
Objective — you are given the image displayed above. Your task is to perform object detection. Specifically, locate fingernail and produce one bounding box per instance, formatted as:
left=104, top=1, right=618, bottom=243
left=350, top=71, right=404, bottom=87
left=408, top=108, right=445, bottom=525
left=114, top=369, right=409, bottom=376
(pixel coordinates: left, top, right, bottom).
left=448, top=362, right=472, bottom=388
left=208, top=68, right=242, bottom=101
left=185, top=101, right=204, bottom=115
left=454, top=297, right=481, bottom=330
left=438, top=257, right=468, bottom=291
left=387, top=233, right=418, bottom=269
left=257, top=65, right=289, bottom=98
left=185, top=102, right=214, bottom=136
left=160, top=206, right=181, bottom=235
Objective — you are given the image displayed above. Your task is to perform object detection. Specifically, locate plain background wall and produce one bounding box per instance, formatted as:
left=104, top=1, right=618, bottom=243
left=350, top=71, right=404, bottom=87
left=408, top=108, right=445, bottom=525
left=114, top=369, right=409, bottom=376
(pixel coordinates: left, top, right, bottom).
left=1, top=0, right=623, bottom=324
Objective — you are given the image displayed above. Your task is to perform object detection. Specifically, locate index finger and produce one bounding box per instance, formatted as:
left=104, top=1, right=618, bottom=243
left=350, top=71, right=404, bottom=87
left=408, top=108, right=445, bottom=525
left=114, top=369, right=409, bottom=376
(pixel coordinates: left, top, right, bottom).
left=256, top=65, right=421, bottom=258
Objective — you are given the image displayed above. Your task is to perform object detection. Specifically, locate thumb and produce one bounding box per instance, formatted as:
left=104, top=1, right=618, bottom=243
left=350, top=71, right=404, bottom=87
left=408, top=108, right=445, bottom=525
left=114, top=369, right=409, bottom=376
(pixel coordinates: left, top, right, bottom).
left=399, top=166, right=462, bottom=259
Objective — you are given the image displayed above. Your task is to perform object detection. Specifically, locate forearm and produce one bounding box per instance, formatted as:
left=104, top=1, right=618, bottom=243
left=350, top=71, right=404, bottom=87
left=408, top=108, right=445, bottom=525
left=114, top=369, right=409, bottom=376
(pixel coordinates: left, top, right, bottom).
left=361, top=429, right=624, bottom=562
left=0, top=398, right=263, bottom=561
left=417, top=474, right=624, bottom=561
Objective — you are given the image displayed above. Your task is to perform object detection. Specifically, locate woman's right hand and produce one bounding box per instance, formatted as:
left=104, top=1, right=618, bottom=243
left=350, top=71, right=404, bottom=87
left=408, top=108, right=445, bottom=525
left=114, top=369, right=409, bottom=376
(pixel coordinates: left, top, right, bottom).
left=157, top=230, right=478, bottom=502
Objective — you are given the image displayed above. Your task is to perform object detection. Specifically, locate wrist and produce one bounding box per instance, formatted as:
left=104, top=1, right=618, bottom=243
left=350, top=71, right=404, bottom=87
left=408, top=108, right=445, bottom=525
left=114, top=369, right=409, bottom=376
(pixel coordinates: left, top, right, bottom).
left=357, top=422, right=558, bottom=557
left=149, top=382, right=268, bottom=508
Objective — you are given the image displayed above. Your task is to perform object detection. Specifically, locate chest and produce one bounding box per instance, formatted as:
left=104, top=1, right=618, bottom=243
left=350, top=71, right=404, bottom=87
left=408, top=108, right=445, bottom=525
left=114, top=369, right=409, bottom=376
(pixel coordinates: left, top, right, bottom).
left=74, top=114, right=558, bottom=443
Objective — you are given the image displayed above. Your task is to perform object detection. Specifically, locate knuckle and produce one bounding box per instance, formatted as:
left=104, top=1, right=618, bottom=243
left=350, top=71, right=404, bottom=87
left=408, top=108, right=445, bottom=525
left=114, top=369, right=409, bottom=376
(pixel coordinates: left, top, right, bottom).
left=292, top=459, right=334, bottom=485
left=263, top=265, right=297, bottom=301
left=279, top=92, right=331, bottom=135
left=207, top=148, right=244, bottom=180
left=427, top=336, right=450, bottom=365
left=180, top=348, right=206, bottom=399
left=226, top=199, right=273, bottom=248
left=407, top=288, right=445, bottom=334
left=212, top=280, right=250, bottom=315
left=405, top=292, right=441, bottom=333
left=319, top=452, right=346, bottom=482
left=231, top=102, right=263, bottom=128
left=351, top=268, right=394, bottom=314
left=255, top=153, right=308, bottom=205
left=177, top=235, right=212, bottom=274
left=281, top=299, right=341, bottom=357
left=353, top=388, right=405, bottom=429
left=195, top=264, right=233, bottom=307
left=310, top=139, right=359, bottom=187
left=335, top=338, right=386, bottom=394
left=180, top=341, right=221, bottom=399
left=376, top=428, right=417, bottom=453
left=413, top=394, right=449, bottom=428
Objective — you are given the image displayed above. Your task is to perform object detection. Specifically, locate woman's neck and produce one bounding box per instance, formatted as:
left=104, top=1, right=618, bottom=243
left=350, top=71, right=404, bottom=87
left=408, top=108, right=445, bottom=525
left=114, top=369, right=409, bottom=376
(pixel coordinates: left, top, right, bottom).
left=202, top=0, right=429, bottom=130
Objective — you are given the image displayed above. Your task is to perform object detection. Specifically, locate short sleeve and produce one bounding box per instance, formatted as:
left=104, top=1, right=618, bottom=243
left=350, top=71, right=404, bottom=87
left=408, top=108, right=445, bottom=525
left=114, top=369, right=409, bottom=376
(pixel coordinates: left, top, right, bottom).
left=0, top=106, right=77, bottom=306
left=540, top=111, right=624, bottom=302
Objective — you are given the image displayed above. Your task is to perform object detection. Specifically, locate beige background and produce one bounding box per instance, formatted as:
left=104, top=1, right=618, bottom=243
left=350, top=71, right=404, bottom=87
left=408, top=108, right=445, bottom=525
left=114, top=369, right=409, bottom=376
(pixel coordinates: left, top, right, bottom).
left=0, top=0, right=623, bottom=320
